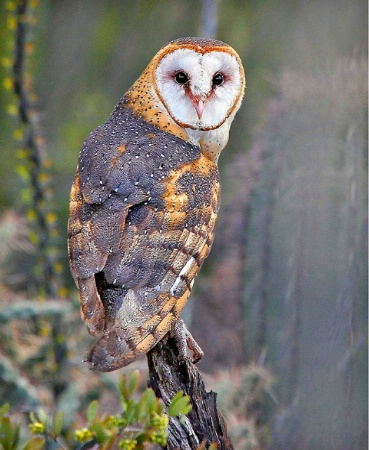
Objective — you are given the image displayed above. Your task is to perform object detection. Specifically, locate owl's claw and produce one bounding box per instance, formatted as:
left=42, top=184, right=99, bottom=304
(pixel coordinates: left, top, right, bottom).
left=171, top=318, right=204, bottom=364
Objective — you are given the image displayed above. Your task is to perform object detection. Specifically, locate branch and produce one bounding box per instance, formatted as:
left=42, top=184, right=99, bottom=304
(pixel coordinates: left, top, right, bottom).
left=147, top=338, right=234, bottom=450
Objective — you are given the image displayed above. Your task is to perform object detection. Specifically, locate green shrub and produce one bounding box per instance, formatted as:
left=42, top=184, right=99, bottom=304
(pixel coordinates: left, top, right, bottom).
left=0, top=370, right=192, bottom=450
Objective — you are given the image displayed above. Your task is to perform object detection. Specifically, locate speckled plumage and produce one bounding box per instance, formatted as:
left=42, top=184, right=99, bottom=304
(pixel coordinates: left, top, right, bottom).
left=68, top=37, right=245, bottom=371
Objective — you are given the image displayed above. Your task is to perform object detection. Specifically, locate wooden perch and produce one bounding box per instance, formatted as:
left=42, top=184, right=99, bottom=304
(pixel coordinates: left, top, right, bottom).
left=147, top=337, right=234, bottom=450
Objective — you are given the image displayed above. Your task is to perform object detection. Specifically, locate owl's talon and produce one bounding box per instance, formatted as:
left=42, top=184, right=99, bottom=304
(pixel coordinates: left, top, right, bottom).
left=171, top=318, right=204, bottom=364
left=188, top=340, right=204, bottom=364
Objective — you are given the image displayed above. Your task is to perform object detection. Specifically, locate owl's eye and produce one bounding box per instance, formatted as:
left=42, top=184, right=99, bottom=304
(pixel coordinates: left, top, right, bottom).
left=212, top=73, right=224, bottom=86
left=175, top=71, right=189, bottom=84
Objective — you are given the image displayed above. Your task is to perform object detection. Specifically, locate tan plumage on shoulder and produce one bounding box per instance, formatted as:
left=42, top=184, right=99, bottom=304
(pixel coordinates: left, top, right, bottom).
left=68, top=37, right=245, bottom=371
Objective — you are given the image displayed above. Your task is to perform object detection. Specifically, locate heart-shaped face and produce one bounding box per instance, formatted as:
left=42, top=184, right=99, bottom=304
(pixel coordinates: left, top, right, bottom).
left=154, top=42, right=245, bottom=132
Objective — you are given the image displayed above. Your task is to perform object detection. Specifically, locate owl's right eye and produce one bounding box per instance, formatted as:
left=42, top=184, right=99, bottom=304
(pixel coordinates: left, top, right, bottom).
left=175, top=71, right=189, bottom=84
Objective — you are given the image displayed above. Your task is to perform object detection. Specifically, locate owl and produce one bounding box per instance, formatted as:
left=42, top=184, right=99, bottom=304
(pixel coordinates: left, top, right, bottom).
left=68, top=37, right=245, bottom=371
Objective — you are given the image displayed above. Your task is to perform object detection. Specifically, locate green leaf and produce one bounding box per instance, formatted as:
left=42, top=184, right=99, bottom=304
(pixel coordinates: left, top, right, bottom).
left=11, top=423, right=20, bottom=449
left=87, top=400, right=99, bottom=423
left=22, top=436, right=46, bottom=450
left=0, top=416, right=17, bottom=449
left=91, top=422, right=107, bottom=444
left=0, top=404, right=9, bottom=418
left=137, top=388, right=154, bottom=420
left=135, top=431, right=149, bottom=445
left=125, top=400, right=138, bottom=425
left=143, top=388, right=156, bottom=412
left=0, top=416, right=10, bottom=439
left=127, top=369, right=140, bottom=397
left=168, top=391, right=192, bottom=417
left=118, top=375, right=129, bottom=403
left=52, top=411, right=63, bottom=437
left=118, top=370, right=140, bottom=403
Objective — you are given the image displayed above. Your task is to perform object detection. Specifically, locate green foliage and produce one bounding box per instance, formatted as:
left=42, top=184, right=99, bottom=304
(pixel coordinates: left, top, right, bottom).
left=2, top=0, right=65, bottom=299
left=0, top=371, right=192, bottom=450
left=0, top=403, right=45, bottom=450
left=167, top=391, right=192, bottom=417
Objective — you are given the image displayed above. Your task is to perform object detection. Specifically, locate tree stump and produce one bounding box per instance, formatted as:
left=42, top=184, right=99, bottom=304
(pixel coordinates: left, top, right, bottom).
left=147, top=337, right=234, bottom=450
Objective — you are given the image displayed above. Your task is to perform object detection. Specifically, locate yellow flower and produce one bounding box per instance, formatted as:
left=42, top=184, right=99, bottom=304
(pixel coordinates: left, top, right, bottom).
left=46, top=212, right=57, bottom=224
left=29, top=422, right=45, bottom=434
left=119, top=439, right=137, bottom=450
left=5, top=1, right=16, bottom=12
left=74, top=428, right=93, bottom=442
left=7, top=104, right=18, bottom=116
left=151, top=412, right=169, bottom=430
left=6, top=16, right=16, bottom=31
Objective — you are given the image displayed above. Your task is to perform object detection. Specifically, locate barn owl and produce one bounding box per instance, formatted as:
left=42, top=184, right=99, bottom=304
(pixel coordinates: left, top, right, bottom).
left=68, top=37, right=245, bottom=371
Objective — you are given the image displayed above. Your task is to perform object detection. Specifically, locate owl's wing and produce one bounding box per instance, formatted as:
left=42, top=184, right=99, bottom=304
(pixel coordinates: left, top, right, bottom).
left=68, top=120, right=153, bottom=337
left=68, top=115, right=220, bottom=371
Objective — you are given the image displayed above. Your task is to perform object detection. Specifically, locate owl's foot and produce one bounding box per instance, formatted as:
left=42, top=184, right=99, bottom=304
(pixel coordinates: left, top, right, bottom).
left=171, top=318, right=204, bottom=364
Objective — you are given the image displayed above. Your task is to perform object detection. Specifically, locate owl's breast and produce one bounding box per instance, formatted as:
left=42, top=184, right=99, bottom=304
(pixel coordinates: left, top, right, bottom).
left=156, top=156, right=220, bottom=296
left=158, top=154, right=220, bottom=231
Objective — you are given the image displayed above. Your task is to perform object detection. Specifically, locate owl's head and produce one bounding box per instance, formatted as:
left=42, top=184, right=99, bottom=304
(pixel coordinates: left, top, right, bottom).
left=124, top=38, right=245, bottom=160
left=153, top=37, right=245, bottom=131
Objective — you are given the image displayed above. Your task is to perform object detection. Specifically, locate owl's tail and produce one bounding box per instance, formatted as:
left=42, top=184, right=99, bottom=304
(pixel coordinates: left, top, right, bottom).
left=86, top=289, right=190, bottom=372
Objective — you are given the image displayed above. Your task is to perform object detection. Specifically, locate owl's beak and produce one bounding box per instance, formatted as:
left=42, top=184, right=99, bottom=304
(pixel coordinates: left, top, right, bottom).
left=187, top=91, right=207, bottom=119
left=193, top=98, right=205, bottom=119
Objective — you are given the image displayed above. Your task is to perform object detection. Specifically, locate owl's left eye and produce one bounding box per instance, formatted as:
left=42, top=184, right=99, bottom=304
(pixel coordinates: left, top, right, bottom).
left=175, top=71, right=189, bottom=84
left=212, top=73, right=224, bottom=86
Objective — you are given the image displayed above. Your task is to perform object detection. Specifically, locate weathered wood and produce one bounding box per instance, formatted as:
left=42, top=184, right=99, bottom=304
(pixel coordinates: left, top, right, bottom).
left=147, top=337, right=234, bottom=450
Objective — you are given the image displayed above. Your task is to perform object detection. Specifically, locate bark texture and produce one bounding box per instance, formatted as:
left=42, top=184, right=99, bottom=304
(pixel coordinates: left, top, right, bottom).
left=147, top=337, right=233, bottom=450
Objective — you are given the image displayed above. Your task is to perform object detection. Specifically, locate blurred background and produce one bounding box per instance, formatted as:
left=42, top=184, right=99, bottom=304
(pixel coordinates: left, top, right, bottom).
left=0, top=1, right=367, bottom=449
